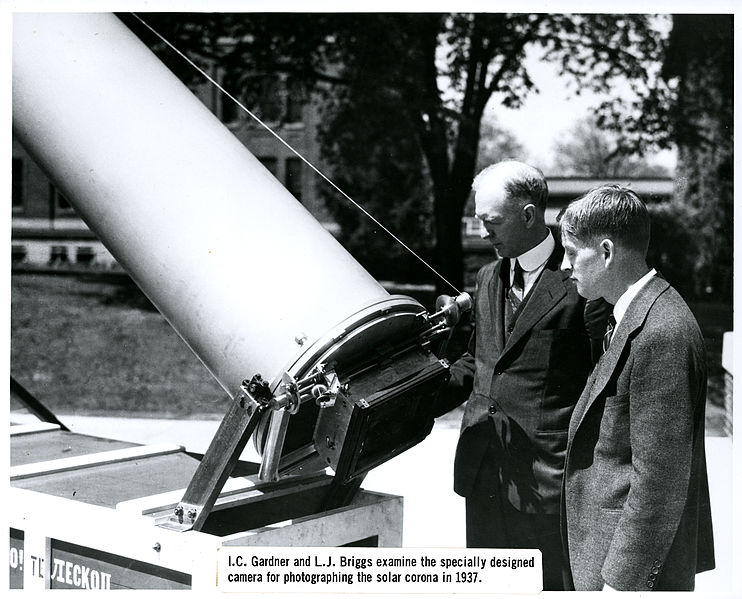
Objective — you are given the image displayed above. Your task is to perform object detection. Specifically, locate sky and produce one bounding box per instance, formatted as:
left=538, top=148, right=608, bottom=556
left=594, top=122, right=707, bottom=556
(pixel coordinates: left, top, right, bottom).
left=486, top=44, right=678, bottom=174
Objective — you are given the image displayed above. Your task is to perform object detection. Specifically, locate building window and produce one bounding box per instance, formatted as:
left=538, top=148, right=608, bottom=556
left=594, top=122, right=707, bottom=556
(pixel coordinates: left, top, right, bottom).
left=220, top=92, right=239, bottom=124
left=258, top=78, right=284, bottom=123
left=76, top=246, right=95, bottom=265
left=285, top=157, right=303, bottom=202
left=12, top=158, right=23, bottom=212
left=50, top=185, right=74, bottom=217
left=11, top=245, right=27, bottom=263
left=219, top=70, right=240, bottom=124
left=285, top=80, right=305, bottom=124
left=258, top=156, right=278, bottom=178
left=50, top=245, right=69, bottom=263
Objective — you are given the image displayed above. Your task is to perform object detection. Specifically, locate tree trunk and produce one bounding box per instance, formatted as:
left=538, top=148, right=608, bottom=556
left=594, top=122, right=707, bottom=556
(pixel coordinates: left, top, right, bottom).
left=432, top=184, right=466, bottom=295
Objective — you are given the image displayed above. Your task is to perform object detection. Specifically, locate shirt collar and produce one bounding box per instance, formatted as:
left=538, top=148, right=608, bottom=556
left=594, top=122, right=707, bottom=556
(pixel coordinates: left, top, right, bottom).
left=515, top=230, right=555, bottom=272
left=613, top=268, right=658, bottom=327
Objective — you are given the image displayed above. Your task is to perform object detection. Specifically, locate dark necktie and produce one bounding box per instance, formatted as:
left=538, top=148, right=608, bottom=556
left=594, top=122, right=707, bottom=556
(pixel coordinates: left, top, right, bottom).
left=602, top=314, right=617, bottom=354
left=508, top=259, right=525, bottom=311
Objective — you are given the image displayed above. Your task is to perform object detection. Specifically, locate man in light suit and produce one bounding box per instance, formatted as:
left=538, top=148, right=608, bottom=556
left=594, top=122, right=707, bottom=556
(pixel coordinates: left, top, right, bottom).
left=435, top=161, right=607, bottom=591
left=559, top=185, right=715, bottom=591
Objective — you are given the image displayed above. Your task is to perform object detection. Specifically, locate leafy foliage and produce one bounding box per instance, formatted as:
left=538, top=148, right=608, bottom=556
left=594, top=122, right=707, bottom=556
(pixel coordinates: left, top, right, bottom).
left=597, top=14, right=733, bottom=300
left=646, top=202, right=700, bottom=299
left=668, top=16, right=733, bottom=301
left=551, top=116, right=671, bottom=177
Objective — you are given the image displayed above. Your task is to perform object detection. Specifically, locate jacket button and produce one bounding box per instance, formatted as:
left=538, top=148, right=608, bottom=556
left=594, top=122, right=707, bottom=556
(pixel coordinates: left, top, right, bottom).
left=653, top=560, right=661, bottom=567
left=651, top=567, right=659, bottom=575
left=647, top=581, right=654, bottom=589
left=488, top=405, right=497, bottom=415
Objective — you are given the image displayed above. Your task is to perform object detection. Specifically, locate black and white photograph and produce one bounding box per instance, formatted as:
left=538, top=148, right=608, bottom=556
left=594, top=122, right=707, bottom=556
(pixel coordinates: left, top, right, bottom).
left=6, top=1, right=737, bottom=595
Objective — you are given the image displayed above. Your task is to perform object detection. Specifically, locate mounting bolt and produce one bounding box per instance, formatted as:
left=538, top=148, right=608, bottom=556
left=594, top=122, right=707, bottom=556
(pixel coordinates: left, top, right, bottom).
left=152, top=542, right=161, bottom=552
left=173, top=505, right=184, bottom=517
left=187, top=509, right=197, bottom=520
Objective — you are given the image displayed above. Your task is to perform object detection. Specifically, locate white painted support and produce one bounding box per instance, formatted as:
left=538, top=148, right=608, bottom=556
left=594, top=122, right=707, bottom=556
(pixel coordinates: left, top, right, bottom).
left=722, top=331, right=733, bottom=436
left=116, top=471, right=328, bottom=517
left=10, top=443, right=184, bottom=481
left=722, top=331, right=733, bottom=374
left=10, top=486, right=219, bottom=590
left=10, top=484, right=404, bottom=589
left=220, top=491, right=404, bottom=548
left=10, top=422, right=61, bottom=436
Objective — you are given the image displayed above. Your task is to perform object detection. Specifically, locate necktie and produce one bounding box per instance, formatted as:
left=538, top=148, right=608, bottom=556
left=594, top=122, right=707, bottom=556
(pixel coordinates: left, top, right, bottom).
left=508, top=259, right=525, bottom=308
left=505, top=259, right=525, bottom=337
left=512, top=260, right=524, bottom=296
left=602, top=314, right=617, bottom=354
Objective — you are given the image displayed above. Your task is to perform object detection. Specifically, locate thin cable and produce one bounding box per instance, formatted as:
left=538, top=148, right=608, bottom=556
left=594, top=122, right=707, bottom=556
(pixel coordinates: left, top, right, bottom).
left=130, top=13, right=462, bottom=296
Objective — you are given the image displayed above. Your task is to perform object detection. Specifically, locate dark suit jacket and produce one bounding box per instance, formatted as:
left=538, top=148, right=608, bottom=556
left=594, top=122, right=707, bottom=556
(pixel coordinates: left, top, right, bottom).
left=439, top=245, right=607, bottom=515
left=563, top=275, right=715, bottom=591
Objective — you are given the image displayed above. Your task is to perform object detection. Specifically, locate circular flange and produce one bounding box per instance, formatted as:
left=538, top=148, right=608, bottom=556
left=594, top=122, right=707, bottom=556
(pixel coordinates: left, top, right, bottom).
left=254, top=294, right=428, bottom=465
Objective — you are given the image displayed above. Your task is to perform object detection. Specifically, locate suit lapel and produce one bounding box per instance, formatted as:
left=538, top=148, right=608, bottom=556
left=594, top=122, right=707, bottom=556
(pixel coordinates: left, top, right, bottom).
left=489, top=258, right=507, bottom=353
left=568, top=275, right=670, bottom=441
left=497, top=248, right=568, bottom=361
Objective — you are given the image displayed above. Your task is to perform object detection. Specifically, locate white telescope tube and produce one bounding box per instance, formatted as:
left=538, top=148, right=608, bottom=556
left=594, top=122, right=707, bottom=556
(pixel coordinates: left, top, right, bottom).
left=12, top=13, right=402, bottom=397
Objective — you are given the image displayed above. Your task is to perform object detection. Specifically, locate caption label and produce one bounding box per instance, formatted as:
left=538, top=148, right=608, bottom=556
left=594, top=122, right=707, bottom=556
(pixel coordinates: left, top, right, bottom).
left=218, top=547, right=541, bottom=594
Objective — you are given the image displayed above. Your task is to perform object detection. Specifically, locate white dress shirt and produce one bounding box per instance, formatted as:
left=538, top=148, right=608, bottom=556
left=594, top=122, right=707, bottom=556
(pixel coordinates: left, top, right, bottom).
left=612, top=268, right=658, bottom=334
left=511, top=230, right=555, bottom=300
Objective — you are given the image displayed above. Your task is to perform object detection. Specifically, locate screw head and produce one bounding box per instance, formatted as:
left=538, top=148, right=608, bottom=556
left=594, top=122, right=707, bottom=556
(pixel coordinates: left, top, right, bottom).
left=173, top=505, right=184, bottom=517
left=152, top=542, right=161, bottom=552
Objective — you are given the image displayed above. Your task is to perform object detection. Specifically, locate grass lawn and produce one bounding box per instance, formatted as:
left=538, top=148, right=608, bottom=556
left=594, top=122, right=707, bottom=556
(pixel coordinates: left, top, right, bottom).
left=10, top=271, right=732, bottom=433
left=11, top=271, right=228, bottom=418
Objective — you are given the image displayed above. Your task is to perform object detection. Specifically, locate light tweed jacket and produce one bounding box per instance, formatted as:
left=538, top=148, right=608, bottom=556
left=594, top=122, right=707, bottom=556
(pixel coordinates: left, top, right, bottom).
left=563, top=274, right=715, bottom=591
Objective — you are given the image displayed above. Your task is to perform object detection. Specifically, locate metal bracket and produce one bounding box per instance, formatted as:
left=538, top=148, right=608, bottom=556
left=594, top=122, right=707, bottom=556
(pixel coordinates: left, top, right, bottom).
left=158, top=366, right=344, bottom=532
left=258, top=372, right=299, bottom=482
left=158, top=374, right=271, bottom=532
left=258, top=367, right=342, bottom=482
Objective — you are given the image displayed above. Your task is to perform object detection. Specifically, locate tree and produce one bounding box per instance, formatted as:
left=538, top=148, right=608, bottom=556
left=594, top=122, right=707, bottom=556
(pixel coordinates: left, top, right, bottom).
left=551, top=116, right=670, bottom=178
left=595, top=14, right=732, bottom=301
left=476, top=115, right=528, bottom=174
left=122, top=12, right=667, bottom=292
left=665, top=15, right=733, bottom=301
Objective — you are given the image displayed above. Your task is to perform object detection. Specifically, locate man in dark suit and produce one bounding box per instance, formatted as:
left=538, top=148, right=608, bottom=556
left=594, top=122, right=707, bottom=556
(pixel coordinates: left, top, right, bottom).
left=435, top=161, right=606, bottom=591
left=559, top=185, right=715, bottom=591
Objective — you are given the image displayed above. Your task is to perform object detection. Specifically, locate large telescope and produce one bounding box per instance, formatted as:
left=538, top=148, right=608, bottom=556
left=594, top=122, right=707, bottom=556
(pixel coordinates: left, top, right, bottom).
left=12, top=13, right=470, bottom=531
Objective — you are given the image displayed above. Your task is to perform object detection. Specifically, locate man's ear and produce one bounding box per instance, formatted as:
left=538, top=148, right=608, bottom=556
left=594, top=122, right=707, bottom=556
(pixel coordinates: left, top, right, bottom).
left=521, top=203, right=536, bottom=227
left=601, top=239, right=615, bottom=267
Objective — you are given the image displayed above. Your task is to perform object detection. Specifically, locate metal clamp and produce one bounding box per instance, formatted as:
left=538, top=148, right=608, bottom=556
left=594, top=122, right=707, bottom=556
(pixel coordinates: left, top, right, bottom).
left=269, top=373, right=301, bottom=415
left=237, top=374, right=273, bottom=409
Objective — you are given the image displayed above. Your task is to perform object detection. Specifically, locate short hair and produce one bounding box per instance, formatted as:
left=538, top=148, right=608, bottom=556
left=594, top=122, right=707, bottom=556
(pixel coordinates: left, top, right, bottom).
left=559, top=184, right=651, bottom=254
left=472, top=160, right=549, bottom=211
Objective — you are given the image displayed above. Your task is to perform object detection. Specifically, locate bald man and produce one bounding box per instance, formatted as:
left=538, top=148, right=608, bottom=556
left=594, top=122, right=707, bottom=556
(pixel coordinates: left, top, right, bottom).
left=435, top=161, right=608, bottom=590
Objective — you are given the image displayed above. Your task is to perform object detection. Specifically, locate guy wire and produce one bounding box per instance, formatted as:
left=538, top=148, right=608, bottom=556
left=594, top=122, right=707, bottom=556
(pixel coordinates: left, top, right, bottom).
left=130, top=13, right=462, bottom=296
